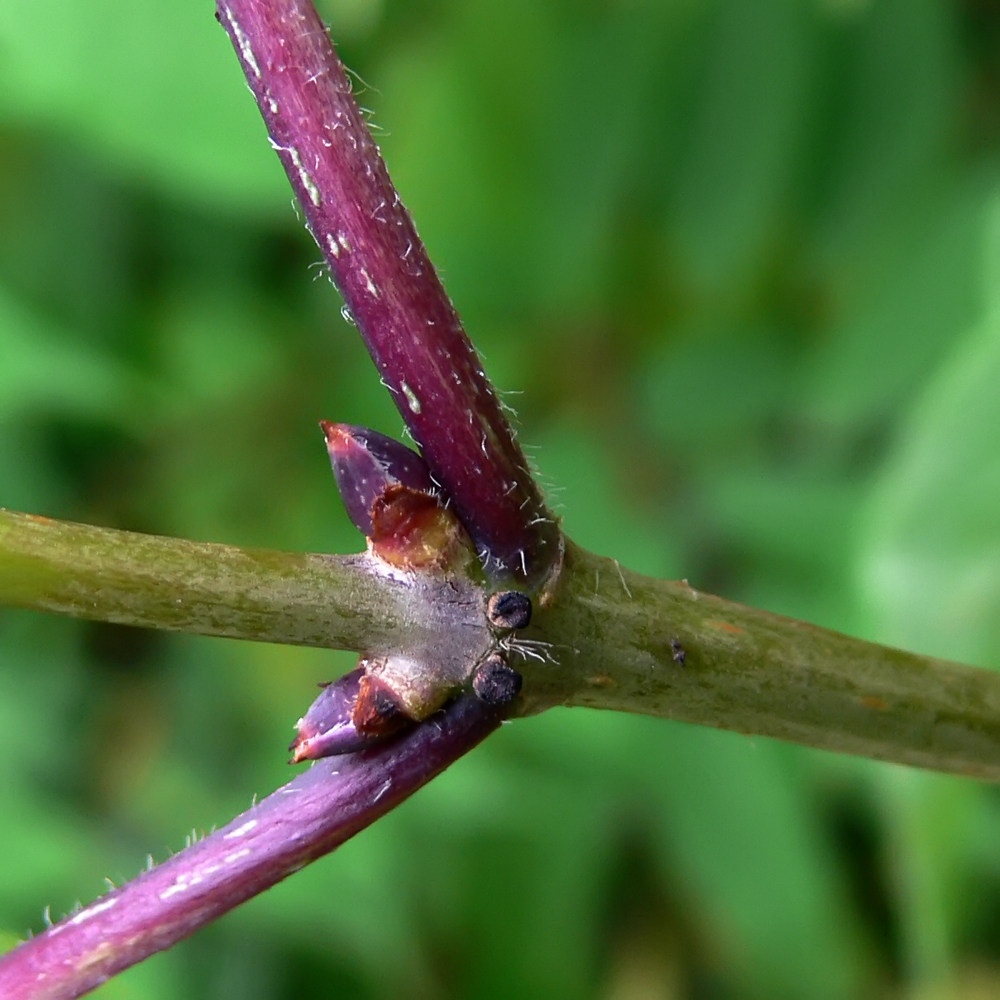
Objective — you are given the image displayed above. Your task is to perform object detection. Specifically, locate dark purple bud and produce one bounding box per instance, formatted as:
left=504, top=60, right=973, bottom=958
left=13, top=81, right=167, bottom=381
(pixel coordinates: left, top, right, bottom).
left=472, top=655, right=523, bottom=707
left=321, top=422, right=436, bottom=536
left=486, top=590, right=532, bottom=630
left=322, top=421, right=476, bottom=572
left=290, top=665, right=410, bottom=763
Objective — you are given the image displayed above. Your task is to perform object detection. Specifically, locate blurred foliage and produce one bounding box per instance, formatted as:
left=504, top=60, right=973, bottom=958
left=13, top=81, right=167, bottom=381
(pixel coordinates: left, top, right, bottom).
left=5, top=0, right=1000, bottom=997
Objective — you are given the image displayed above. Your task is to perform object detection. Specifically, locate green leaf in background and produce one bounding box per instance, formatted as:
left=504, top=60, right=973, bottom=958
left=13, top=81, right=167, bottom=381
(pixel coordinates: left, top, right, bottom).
left=857, top=189, right=1000, bottom=1000
left=0, top=928, right=20, bottom=955
left=0, top=287, right=129, bottom=423
left=871, top=766, right=986, bottom=996
left=0, top=0, right=286, bottom=212
left=649, top=724, right=865, bottom=1000
left=670, top=0, right=814, bottom=297
left=860, top=230, right=1000, bottom=668
left=818, top=0, right=956, bottom=266
left=800, top=184, right=985, bottom=435
left=532, top=421, right=680, bottom=580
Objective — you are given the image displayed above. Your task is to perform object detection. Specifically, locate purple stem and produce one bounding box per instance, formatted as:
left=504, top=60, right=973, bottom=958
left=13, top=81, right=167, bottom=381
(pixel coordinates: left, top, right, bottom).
left=0, top=695, right=501, bottom=1000
left=216, top=0, right=560, bottom=584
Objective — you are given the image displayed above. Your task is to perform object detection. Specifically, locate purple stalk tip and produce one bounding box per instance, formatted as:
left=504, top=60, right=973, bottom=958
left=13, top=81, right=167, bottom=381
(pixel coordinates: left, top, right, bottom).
left=291, top=664, right=411, bottom=763
left=291, top=666, right=368, bottom=762
left=321, top=421, right=475, bottom=572
left=321, top=422, right=436, bottom=537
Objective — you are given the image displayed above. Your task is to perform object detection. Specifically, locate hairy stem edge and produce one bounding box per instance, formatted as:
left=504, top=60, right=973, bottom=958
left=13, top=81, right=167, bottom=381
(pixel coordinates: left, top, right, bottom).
left=0, top=694, right=503, bottom=1000
left=216, top=0, right=561, bottom=585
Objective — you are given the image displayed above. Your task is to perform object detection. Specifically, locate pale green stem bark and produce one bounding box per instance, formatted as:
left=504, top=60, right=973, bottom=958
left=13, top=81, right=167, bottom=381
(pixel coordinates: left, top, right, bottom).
left=4, top=509, right=1000, bottom=781
left=525, top=542, right=1000, bottom=781
left=0, top=509, right=438, bottom=652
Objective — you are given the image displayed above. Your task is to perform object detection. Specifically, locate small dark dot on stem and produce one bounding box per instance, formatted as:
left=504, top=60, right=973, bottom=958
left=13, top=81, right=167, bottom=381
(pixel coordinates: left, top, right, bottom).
left=486, top=590, right=532, bottom=630
left=670, top=639, right=686, bottom=667
left=472, top=655, right=523, bottom=706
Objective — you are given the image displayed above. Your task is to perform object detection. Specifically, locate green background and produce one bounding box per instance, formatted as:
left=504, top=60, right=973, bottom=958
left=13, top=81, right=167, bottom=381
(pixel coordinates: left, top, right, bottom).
left=3, top=0, right=1000, bottom=997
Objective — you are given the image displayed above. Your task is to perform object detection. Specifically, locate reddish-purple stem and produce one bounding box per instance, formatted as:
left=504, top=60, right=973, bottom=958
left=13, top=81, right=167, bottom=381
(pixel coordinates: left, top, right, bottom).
left=215, top=0, right=560, bottom=585
left=0, top=5, right=559, bottom=994
left=0, top=695, right=501, bottom=1000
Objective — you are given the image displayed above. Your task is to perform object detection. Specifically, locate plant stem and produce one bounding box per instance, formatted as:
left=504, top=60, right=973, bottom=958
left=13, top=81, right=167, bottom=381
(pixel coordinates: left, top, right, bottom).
left=215, top=0, right=560, bottom=585
left=6, top=509, right=1000, bottom=780
left=525, top=542, right=1000, bottom=781
left=0, top=693, right=502, bottom=1000
left=0, top=509, right=486, bottom=657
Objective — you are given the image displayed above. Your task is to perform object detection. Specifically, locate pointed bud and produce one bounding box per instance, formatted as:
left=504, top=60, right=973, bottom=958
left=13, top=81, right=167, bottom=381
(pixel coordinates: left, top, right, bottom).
left=321, top=421, right=475, bottom=571
left=290, top=665, right=410, bottom=763
left=321, top=422, right=436, bottom=536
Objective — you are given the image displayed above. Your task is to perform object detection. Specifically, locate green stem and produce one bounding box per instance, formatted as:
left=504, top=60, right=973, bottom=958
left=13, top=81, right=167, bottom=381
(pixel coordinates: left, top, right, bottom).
left=525, top=542, right=1000, bottom=781
left=0, top=509, right=446, bottom=653
left=5, top=510, right=1000, bottom=780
